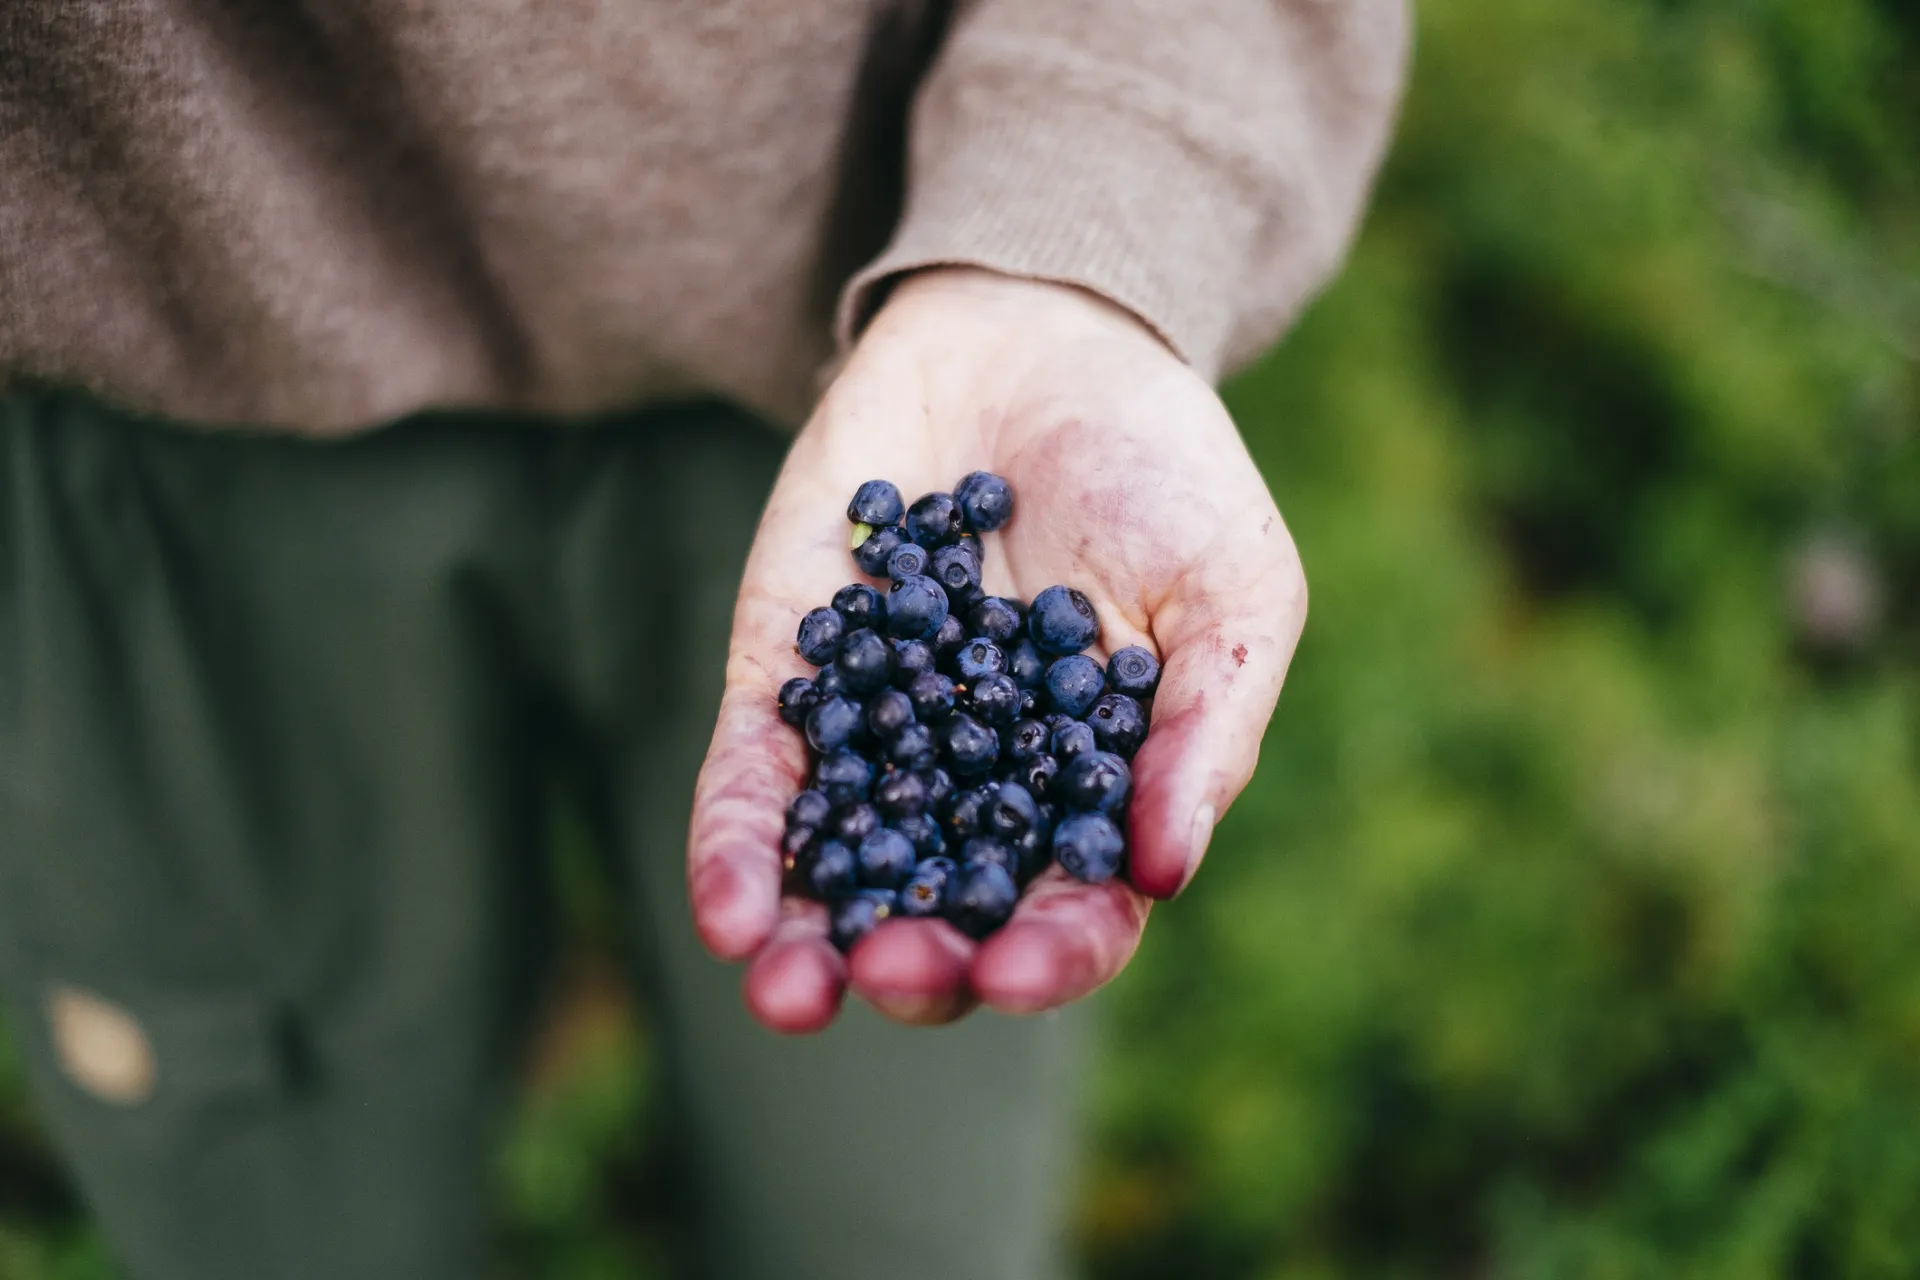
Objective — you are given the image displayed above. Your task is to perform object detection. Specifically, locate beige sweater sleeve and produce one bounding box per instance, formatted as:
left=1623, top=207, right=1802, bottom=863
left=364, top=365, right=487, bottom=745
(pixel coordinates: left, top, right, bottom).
left=837, top=0, right=1412, bottom=381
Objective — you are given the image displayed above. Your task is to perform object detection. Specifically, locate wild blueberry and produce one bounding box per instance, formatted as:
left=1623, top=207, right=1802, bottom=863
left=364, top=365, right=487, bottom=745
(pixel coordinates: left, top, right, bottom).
left=1087, top=693, right=1148, bottom=758
left=829, top=889, right=897, bottom=951
left=921, top=767, right=955, bottom=811
left=890, top=638, right=935, bottom=686
left=1044, top=654, right=1105, bottom=718
left=1007, top=638, right=1047, bottom=690
left=832, top=582, right=886, bottom=631
left=806, top=696, right=865, bottom=754
left=866, top=688, right=915, bottom=740
left=960, top=836, right=1017, bottom=876
left=892, top=812, right=948, bottom=858
left=941, top=713, right=1000, bottom=776
left=929, top=543, right=983, bottom=604
left=856, top=829, right=916, bottom=889
left=953, top=471, right=1014, bottom=533
left=887, top=542, right=930, bottom=582
left=1004, top=718, right=1051, bottom=764
left=834, top=803, right=883, bottom=847
left=948, top=861, right=1018, bottom=939
left=1020, top=752, right=1060, bottom=799
left=807, top=839, right=859, bottom=899
left=777, top=676, right=820, bottom=728
left=874, top=768, right=930, bottom=819
left=852, top=524, right=909, bottom=576
left=899, top=857, right=956, bottom=916
left=985, top=781, right=1040, bottom=839
left=967, top=672, right=1022, bottom=727
left=796, top=607, right=844, bottom=665
left=1057, top=750, right=1132, bottom=814
left=954, top=638, right=1006, bottom=682
left=1050, top=719, right=1097, bottom=761
left=1053, top=812, right=1126, bottom=883
left=788, top=789, right=832, bottom=830
left=814, top=663, right=848, bottom=699
left=1107, top=645, right=1162, bottom=699
left=969, top=597, right=1024, bottom=644
left=945, top=784, right=1000, bottom=839
left=889, top=722, right=940, bottom=772
left=1018, top=687, right=1041, bottom=718
left=906, top=492, right=965, bottom=548
left=1028, top=585, right=1100, bottom=656
left=781, top=822, right=816, bottom=869
left=906, top=670, right=957, bottom=722
left=847, top=479, right=905, bottom=528
left=1013, top=827, right=1051, bottom=882
left=885, top=574, right=950, bottom=641
left=1045, top=712, right=1075, bottom=735
left=814, top=747, right=874, bottom=806
left=931, top=614, right=967, bottom=665
left=837, top=627, right=897, bottom=694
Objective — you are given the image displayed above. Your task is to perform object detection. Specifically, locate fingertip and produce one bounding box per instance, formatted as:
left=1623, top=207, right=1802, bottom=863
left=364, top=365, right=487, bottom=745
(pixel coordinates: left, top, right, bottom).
left=744, top=937, right=847, bottom=1034
left=849, top=919, right=976, bottom=1024
left=691, top=857, right=781, bottom=959
left=972, top=923, right=1065, bottom=1014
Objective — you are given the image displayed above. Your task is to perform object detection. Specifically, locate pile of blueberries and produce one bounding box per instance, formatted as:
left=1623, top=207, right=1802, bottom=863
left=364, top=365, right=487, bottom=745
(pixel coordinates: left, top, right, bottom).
left=776, top=472, right=1159, bottom=952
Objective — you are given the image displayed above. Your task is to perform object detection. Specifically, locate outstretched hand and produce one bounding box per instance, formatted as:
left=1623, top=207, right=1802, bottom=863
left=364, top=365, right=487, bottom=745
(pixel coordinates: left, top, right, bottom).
left=687, top=268, right=1307, bottom=1032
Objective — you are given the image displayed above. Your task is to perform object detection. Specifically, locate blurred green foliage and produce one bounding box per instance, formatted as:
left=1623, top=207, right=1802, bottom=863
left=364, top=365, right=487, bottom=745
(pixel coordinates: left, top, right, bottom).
left=2, top=0, right=1916, bottom=1275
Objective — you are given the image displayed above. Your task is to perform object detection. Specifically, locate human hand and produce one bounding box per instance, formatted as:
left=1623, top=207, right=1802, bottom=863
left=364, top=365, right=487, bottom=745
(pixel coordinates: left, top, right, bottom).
left=687, top=267, right=1307, bottom=1031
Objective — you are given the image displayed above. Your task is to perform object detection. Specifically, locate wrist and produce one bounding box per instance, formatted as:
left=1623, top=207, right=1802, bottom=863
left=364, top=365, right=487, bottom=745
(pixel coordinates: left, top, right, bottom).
left=869, top=267, right=1173, bottom=362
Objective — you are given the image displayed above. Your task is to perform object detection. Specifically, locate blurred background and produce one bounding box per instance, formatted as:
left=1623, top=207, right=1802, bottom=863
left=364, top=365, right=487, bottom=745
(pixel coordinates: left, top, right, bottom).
left=4, top=0, right=1917, bottom=1275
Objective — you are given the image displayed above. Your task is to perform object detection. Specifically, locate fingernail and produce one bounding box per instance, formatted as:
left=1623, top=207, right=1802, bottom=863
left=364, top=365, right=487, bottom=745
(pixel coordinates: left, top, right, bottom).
left=1180, top=804, right=1215, bottom=894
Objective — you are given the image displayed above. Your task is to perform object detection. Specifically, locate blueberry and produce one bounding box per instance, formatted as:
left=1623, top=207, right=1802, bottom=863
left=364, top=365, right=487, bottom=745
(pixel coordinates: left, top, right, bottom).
left=814, top=747, right=874, bottom=806
left=1018, top=687, right=1041, bottom=718
left=899, top=857, right=956, bottom=916
left=796, top=607, right=845, bottom=666
left=874, top=768, right=930, bottom=819
left=1028, top=585, right=1100, bottom=656
left=885, top=574, right=950, bottom=641
left=830, top=889, right=897, bottom=951
left=814, top=663, right=848, bottom=699
left=967, top=672, right=1022, bottom=727
left=892, top=812, right=948, bottom=858
left=1044, top=654, right=1106, bottom=718
left=931, top=614, right=968, bottom=666
left=1019, top=752, right=1060, bottom=799
left=1057, top=750, right=1132, bottom=814
left=929, top=543, right=983, bottom=604
left=1044, top=712, right=1076, bottom=736
left=960, top=836, right=1017, bottom=875
left=1012, top=827, right=1052, bottom=882
left=847, top=479, right=905, bottom=528
left=1051, top=719, right=1097, bottom=761
left=806, top=697, right=865, bottom=754
left=953, top=471, right=1015, bottom=533
left=866, top=688, right=915, bottom=740
left=954, top=638, right=1006, bottom=682
left=834, top=802, right=883, bottom=846
left=1007, top=638, right=1047, bottom=690
left=1053, top=812, right=1126, bottom=883
left=906, top=492, right=965, bottom=548
left=806, top=839, right=858, bottom=898
left=856, top=828, right=917, bottom=889
left=852, top=524, right=909, bottom=576
left=1107, top=645, right=1162, bottom=699
left=956, top=532, right=984, bottom=567
left=921, top=767, right=955, bottom=811
left=985, top=781, right=1040, bottom=839
left=788, top=789, right=833, bottom=830
left=906, top=671, right=957, bottom=723
left=837, top=627, right=897, bottom=694
left=781, top=822, right=816, bottom=871
left=777, top=676, right=820, bottom=728
left=947, top=861, right=1019, bottom=939
left=889, top=722, right=940, bottom=772
left=941, top=713, right=1000, bottom=776
left=890, top=638, right=935, bottom=686
left=832, top=583, right=886, bottom=632
left=1004, top=718, right=1051, bottom=765
left=887, top=541, right=930, bottom=582
left=1087, top=693, right=1148, bottom=758
left=945, top=783, right=1000, bottom=839
left=969, top=597, right=1025, bottom=644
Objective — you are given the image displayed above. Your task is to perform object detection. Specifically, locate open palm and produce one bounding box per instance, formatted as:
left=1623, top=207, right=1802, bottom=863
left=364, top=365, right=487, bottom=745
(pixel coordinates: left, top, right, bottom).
left=688, top=269, right=1307, bottom=1031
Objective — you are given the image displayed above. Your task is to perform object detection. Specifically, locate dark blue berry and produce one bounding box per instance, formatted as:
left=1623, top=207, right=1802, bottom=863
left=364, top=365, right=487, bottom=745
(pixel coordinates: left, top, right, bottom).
left=1057, top=750, right=1132, bottom=814
left=953, top=471, right=1015, bottom=533
left=866, top=688, right=915, bottom=740
left=857, top=829, right=916, bottom=889
left=1045, top=654, right=1106, bottom=718
left=1020, top=753, right=1060, bottom=799
left=892, top=812, right=948, bottom=859
left=921, top=767, right=955, bottom=811
left=788, top=789, right=832, bottom=830
left=847, top=480, right=905, bottom=528
left=960, top=836, right=1017, bottom=875
left=899, top=857, right=956, bottom=916
left=777, top=677, right=820, bottom=728
left=948, top=861, right=1018, bottom=939
left=969, top=597, right=1024, bottom=644
left=941, top=713, right=1000, bottom=776
left=814, top=663, right=848, bottom=699
left=889, top=722, right=940, bottom=772
left=1087, top=693, right=1149, bottom=758
left=1018, top=687, right=1041, bottom=718
left=807, top=839, right=859, bottom=898
left=832, top=583, right=886, bottom=631
left=874, top=768, right=930, bottom=819
left=814, top=747, right=874, bottom=806
left=1013, top=827, right=1052, bottom=882
left=852, top=524, right=909, bottom=576
left=1107, top=645, right=1162, bottom=699
left=1004, top=718, right=1051, bottom=764
left=834, top=802, right=882, bottom=845
left=985, top=781, right=1040, bottom=839
left=906, top=671, right=957, bottom=723
left=885, top=574, right=950, bottom=641
left=830, top=889, right=897, bottom=951
left=796, top=607, right=845, bottom=665
left=1028, top=585, right=1100, bottom=656
left=1007, top=638, right=1047, bottom=690
left=837, top=627, right=897, bottom=694
left=967, top=672, right=1022, bottom=727
left=1050, top=720, right=1097, bottom=761
left=906, top=492, right=965, bottom=548
left=945, top=783, right=1000, bottom=838
left=890, top=639, right=935, bottom=687
left=955, top=638, right=1006, bottom=682
left=1053, top=812, right=1126, bottom=883
left=931, top=613, right=968, bottom=665
left=929, top=543, right=983, bottom=604
left=887, top=542, right=930, bottom=582
left=1044, top=712, right=1076, bottom=736
left=806, top=697, right=865, bottom=753
left=781, top=822, right=816, bottom=868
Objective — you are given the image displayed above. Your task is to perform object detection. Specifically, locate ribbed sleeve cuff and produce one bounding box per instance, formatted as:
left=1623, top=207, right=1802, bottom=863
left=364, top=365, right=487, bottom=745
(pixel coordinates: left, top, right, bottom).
left=835, top=75, right=1265, bottom=383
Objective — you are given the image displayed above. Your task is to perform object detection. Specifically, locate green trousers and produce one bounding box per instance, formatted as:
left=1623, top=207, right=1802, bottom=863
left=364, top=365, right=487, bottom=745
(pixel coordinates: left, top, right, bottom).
left=0, top=393, right=1083, bottom=1280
